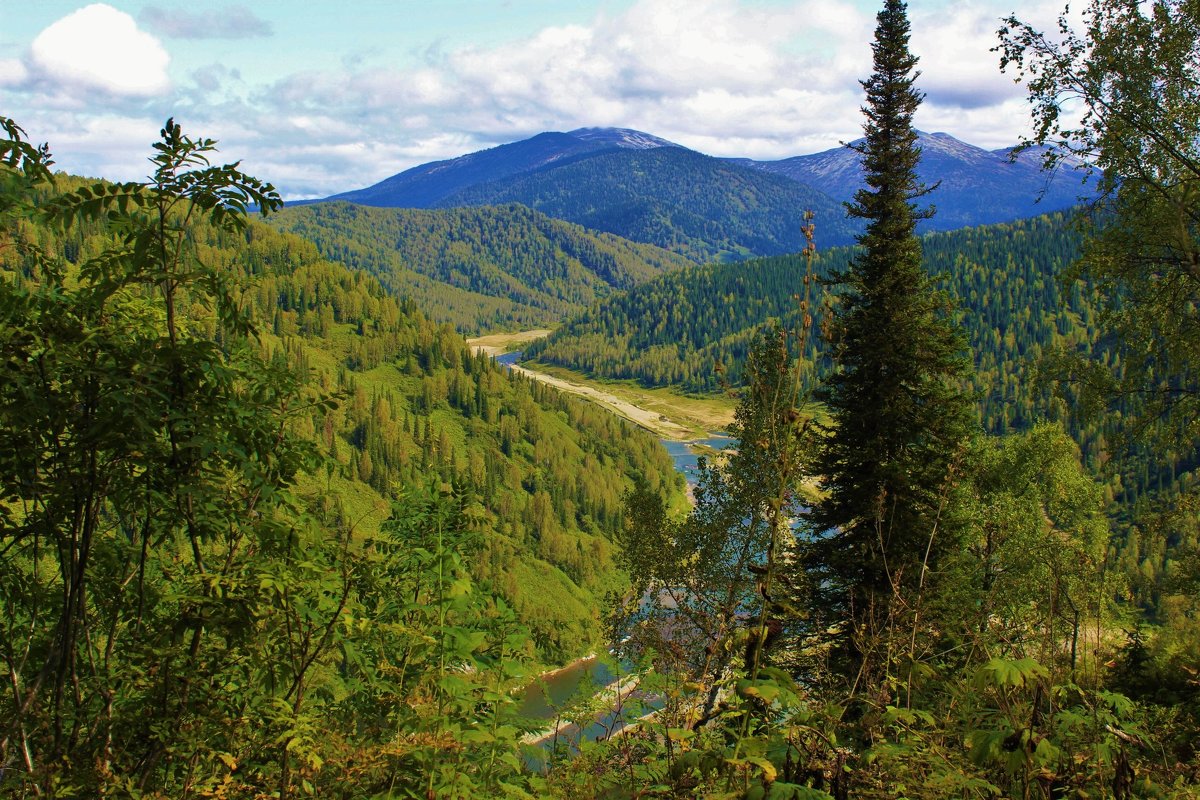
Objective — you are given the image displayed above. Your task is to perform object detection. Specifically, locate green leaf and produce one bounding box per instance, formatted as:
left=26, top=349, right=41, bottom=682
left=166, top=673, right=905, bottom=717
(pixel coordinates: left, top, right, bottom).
left=666, top=727, right=695, bottom=742
left=975, top=657, right=1047, bottom=689
left=1033, top=736, right=1060, bottom=766
left=745, top=755, right=777, bottom=782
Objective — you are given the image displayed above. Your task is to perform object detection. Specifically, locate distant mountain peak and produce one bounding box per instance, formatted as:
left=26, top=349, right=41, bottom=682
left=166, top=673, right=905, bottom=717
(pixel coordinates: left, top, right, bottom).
left=318, top=126, right=1090, bottom=250
left=992, top=143, right=1088, bottom=171
left=914, top=130, right=996, bottom=162
left=567, top=127, right=681, bottom=149
left=737, top=129, right=1091, bottom=232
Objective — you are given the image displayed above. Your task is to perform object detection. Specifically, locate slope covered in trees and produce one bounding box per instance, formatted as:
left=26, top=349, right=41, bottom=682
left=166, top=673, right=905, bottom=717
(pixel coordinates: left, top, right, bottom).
left=2, top=143, right=683, bottom=666
left=0, top=118, right=696, bottom=795
left=431, top=146, right=860, bottom=262
left=527, top=211, right=1090, bottom=437
left=5, top=0, right=1200, bottom=782
left=541, top=1, right=1200, bottom=794
left=270, top=201, right=694, bottom=332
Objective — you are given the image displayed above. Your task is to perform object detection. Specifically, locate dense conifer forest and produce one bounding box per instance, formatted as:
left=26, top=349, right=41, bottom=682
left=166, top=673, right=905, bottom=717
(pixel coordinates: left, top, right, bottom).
left=527, top=211, right=1089, bottom=435
left=0, top=117, right=693, bottom=796
left=2, top=156, right=689, bottom=661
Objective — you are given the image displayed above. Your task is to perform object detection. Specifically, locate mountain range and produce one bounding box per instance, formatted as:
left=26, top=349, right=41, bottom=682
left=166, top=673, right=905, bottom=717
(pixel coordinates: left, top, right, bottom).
left=324, top=127, right=681, bottom=209
left=311, top=126, right=1092, bottom=262
left=732, top=132, right=1091, bottom=232
left=323, top=128, right=854, bottom=261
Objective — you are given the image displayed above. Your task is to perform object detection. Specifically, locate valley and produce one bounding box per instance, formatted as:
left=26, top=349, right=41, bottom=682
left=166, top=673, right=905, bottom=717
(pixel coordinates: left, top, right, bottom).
left=3, top=0, right=1199, bottom=794
left=468, top=329, right=736, bottom=441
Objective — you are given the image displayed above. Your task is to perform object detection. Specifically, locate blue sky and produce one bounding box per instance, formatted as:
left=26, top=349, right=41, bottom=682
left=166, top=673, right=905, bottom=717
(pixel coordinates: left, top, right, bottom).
left=0, top=0, right=1065, bottom=199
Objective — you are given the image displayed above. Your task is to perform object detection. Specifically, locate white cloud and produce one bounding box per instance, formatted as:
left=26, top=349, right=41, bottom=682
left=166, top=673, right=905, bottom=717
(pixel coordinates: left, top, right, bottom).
left=914, top=97, right=1032, bottom=150
left=911, top=3, right=1023, bottom=110
left=248, top=0, right=878, bottom=187
left=0, top=58, right=29, bottom=87
left=26, top=113, right=164, bottom=180
left=30, top=4, right=170, bottom=98
left=2, top=0, right=1067, bottom=198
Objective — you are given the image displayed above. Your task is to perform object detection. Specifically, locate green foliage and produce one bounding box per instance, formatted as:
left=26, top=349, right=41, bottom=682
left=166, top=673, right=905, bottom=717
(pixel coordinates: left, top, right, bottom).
left=536, top=4, right=1200, bottom=793
left=960, top=657, right=1165, bottom=799
left=1, top=140, right=685, bottom=666
left=998, top=0, right=1200, bottom=452
left=588, top=227, right=835, bottom=800
left=998, top=6, right=1200, bottom=787
left=0, top=115, right=340, bottom=797
left=937, top=424, right=1114, bottom=664
left=334, top=484, right=537, bottom=799
left=617, top=326, right=814, bottom=686
left=0, top=117, right=683, bottom=798
left=271, top=200, right=694, bottom=332
left=598, top=423, right=1185, bottom=799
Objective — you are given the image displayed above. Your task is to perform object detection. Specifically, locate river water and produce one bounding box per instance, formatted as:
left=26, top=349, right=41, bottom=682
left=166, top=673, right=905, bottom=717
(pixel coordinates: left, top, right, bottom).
left=660, top=436, right=735, bottom=484
left=495, top=349, right=735, bottom=750
left=515, top=434, right=730, bottom=735
left=494, top=350, right=522, bottom=368
left=516, top=655, right=618, bottom=719
left=516, top=436, right=728, bottom=713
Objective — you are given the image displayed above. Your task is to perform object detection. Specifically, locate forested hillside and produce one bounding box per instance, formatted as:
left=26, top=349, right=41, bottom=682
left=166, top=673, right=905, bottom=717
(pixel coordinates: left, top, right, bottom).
left=528, top=211, right=1090, bottom=436
left=3, top=161, right=683, bottom=663
left=526, top=195, right=1197, bottom=670
left=432, top=146, right=859, bottom=262
left=5, top=0, right=1200, bottom=791
left=270, top=201, right=694, bottom=332
left=0, top=119, right=695, bottom=795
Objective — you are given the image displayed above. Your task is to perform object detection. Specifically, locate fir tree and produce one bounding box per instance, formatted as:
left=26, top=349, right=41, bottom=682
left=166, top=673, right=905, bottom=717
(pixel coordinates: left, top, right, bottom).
left=808, top=0, right=974, bottom=646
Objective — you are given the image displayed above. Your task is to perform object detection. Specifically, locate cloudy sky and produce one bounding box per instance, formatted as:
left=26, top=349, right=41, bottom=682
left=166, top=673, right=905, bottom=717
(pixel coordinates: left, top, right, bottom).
left=0, top=0, right=1063, bottom=200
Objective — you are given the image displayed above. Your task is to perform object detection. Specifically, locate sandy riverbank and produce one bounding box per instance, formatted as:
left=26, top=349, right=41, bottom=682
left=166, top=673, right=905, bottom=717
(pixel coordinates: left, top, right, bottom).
left=467, top=332, right=703, bottom=440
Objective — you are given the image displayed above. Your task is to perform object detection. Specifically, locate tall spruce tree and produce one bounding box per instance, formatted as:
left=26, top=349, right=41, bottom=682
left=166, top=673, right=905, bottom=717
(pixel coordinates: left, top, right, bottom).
left=808, top=0, right=974, bottom=649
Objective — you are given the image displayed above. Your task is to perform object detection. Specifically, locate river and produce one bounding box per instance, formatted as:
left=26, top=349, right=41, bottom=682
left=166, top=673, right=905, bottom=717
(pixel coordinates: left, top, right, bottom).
left=659, top=436, right=735, bottom=483
left=493, top=351, right=522, bottom=368
left=498, top=345, right=734, bottom=759
left=516, top=433, right=731, bottom=725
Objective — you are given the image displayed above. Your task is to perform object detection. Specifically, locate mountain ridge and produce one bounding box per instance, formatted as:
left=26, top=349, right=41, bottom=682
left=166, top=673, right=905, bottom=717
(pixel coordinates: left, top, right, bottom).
left=734, top=130, right=1092, bottom=231
left=429, top=145, right=859, bottom=260
left=309, top=126, right=1089, bottom=259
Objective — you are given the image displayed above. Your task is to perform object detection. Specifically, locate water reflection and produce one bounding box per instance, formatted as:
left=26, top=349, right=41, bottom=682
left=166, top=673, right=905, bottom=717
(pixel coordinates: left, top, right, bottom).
left=494, top=350, right=522, bottom=368
left=659, top=436, right=734, bottom=486
left=517, top=656, right=616, bottom=720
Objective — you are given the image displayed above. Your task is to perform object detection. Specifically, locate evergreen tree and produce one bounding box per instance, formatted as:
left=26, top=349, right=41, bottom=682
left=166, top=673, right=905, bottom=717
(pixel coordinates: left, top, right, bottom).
left=807, top=0, right=974, bottom=653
